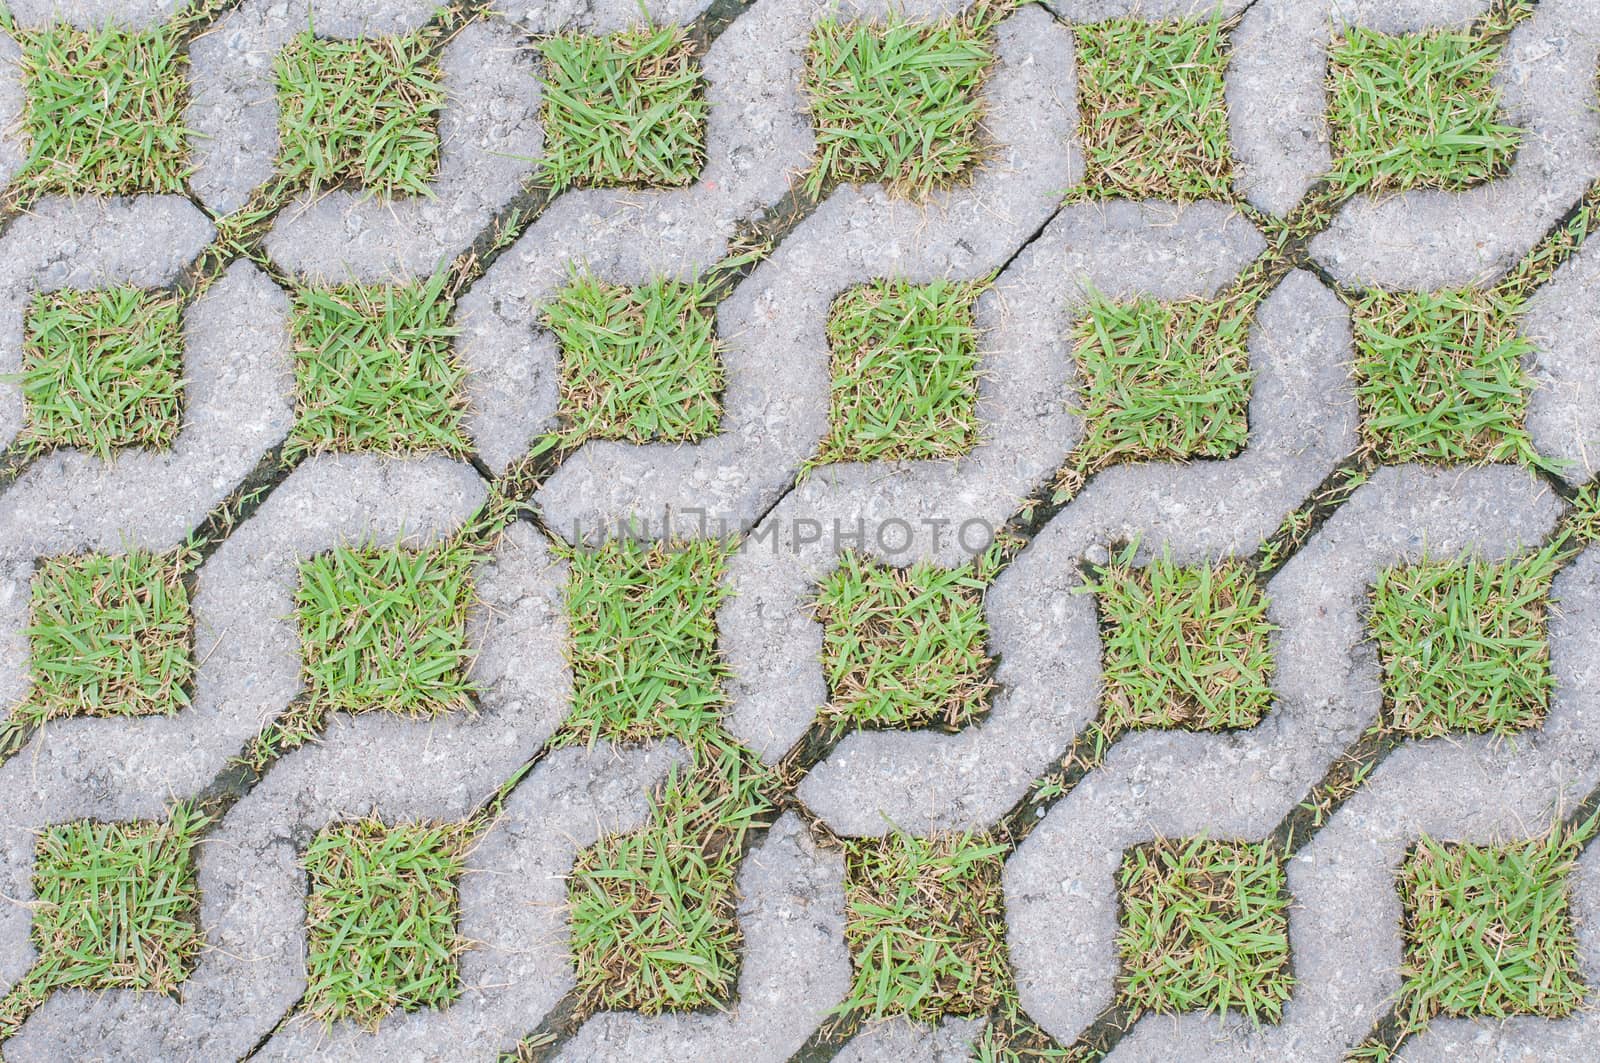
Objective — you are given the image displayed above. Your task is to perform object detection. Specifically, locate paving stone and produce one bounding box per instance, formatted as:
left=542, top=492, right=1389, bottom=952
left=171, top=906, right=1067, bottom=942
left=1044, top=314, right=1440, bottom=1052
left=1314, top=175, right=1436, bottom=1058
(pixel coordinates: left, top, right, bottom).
left=730, top=203, right=1288, bottom=824
left=834, top=1014, right=987, bottom=1062
left=1007, top=467, right=1568, bottom=1050
left=1523, top=235, right=1600, bottom=485
left=554, top=813, right=848, bottom=1062
left=1311, top=0, right=1600, bottom=288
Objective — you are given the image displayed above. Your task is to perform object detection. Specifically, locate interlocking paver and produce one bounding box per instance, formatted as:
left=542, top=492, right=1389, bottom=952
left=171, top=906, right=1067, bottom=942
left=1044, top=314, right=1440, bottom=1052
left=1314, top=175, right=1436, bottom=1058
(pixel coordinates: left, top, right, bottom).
left=5, top=0, right=1600, bottom=1057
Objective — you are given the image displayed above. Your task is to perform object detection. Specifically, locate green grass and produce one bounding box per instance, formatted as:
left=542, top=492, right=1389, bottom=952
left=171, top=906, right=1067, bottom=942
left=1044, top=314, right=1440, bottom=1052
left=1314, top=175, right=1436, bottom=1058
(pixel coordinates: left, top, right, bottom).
left=811, top=277, right=985, bottom=469
left=1087, top=547, right=1275, bottom=733
left=813, top=551, right=993, bottom=733
left=1352, top=288, right=1541, bottom=469
left=274, top=28, right=445, bottom=197
left=21, top=287, right=185, bottom=459
left=539, top=26, right=707, bottom=190
left=27, top=806, right=208, bottom=1000
left=1369, top=546, right=1559, bottom=737
left=801, top=3, right=1002, bottom=199
left=1327, top=25, right=1518, bottom=195
left=1071, top=293, right=1253, bottom=473
left=1117, top=837, right=1292, bottom=1024
left=296, top=542, right=477, bottom=717
left=15, top=23, right=191, bottom=196
left=561, top=538, right=732, bottom=746
left=567, top=737, right=772, bottom=1014
left=1069, top=14, right=1235, bottom=202
left=285, top=273, right=468, bottom=458
left=839, top=831, right=1011, bottom=1022
left=303, top=817, right=470, bottom=1029
left=20, top=550, right=193, bottom=725
left=1398, top=827, right=1587, bottom=1025
left=544, top=272, right=723, bottom=444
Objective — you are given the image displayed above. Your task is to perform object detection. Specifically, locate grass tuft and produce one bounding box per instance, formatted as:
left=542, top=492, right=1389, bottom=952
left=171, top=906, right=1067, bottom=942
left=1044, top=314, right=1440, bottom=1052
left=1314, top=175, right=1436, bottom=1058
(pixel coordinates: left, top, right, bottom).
left=561, top=538, right=732, bottom=746
left=811, top=277, right=985, bottom=469
left=304, top=817, right=470, bottom=1029
left=15, top=23, right=191, bottom=196
left=545, top=271, right=723, bottom=445
left=274, top=28, right=445, bottom=197
left=19, top=806, right=208, bottom=1016
left=1398, top=825, right=1587, bottom=1024
left=1117, top=837, right=1292, bottom=1024
left=296, top=541, right=477, bottom=718
left=839, top=831, right=1011, bottom=1022
left=1369, top=545, right=1559, bottom=737
left=567, top=737, right=772, bottom=1014
left=801, top=4, right=1002, bottom=200
left=539, top=26, right=707, bottom=190
left=1352, top=288, right=1542, bottom=469
left=21, top=287, right=185, bottom=459
left=1327, top=25, right=1518, bottom=195
left=1071, top=292, right=1253, bottom=473
left=19, top=550, right=193, bottom=726
left=813, top=551, right=993, bottom=733
left=1069, top=14, right=1236, bottom=202
left=1088, top=547, right=1274, bottom=733
left=285, top=272, right=467, bottom=458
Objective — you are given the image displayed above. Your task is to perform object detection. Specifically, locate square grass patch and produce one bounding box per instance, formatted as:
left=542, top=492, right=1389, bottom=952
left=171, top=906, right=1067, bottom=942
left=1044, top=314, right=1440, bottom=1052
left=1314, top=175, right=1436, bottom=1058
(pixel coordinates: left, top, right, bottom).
left=286, top=274, right=467, bottom=458
left=539, top=26, right=707, bottom=190
left=1070, top=14, right=1235, bottom=202
left=1327, top=26, right=1518, bottom=195
left=814, top=551, right=993, bottom=733
left=812, top=277, right=984, bottom=469
left=568, top=740, right=770, bottom=1014
left=801, top=4, right=1001, bottom=199
left=22, top=550, right=193, bottom=725
left=1369, top=546, right=1558, bottom=737
left=15, top=23, right=191, bottom=196
left=1398, top=829, right=1586, bottom=1023
left=1089, top=548, right=1274, bottom=733
left=1117, top=837, right=1292, bottom=1023
left=275, top=29, right=445, bottom=197
left=304, top=818, right=469, bottom=1028
left=28, top=805, right=208, bottom=999
left=562, top=538, right=731, bottom=745
left=295, top=542, right=476, bottom=718
left=22, top=287, right=185, bottom=459
left=840, top=831, right=1010, bottom=1022
left=544, top=272, right=723, bottom=444
left=1073, top=293, right=1253, bottom=471
left=1352, top=288, right=1540, bottom=468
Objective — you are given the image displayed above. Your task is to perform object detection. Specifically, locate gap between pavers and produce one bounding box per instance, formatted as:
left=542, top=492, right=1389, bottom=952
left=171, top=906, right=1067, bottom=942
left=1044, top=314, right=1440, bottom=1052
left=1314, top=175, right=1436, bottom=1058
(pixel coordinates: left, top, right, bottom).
left=1005, top=466, right=1570, bottom=1053
left=0, top=196, right=218, bottom=454
left=5, top=740, right=682, bottom=1061
left=1309, top=0, right=1600, bottom=289
left=550, top=812, right=848, bottom=1063
left=1522, top=235, right=1600, bottom=487
left=456, top=0, right=810, bottom=475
